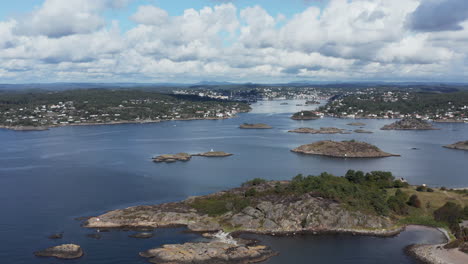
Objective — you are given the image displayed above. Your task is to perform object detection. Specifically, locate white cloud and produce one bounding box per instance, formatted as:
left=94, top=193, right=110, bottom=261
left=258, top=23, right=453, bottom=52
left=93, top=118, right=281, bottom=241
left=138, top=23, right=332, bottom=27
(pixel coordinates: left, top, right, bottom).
left=1, top=0, right=468, bottom=83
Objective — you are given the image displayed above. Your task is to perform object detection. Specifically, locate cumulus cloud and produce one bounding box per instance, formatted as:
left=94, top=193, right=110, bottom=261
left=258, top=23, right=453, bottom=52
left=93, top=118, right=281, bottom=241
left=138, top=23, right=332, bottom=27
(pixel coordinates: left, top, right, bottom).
left=1, top=0, right=468, bottom=82
left=15, top=0, right=131, bottom=38
left=407, top=0, right=468, bottom=32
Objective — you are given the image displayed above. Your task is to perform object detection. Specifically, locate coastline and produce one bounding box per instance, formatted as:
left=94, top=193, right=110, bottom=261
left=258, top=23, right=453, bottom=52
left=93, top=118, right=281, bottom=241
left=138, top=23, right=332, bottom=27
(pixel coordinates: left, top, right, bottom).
left=0, top=115, right=240, bottom=132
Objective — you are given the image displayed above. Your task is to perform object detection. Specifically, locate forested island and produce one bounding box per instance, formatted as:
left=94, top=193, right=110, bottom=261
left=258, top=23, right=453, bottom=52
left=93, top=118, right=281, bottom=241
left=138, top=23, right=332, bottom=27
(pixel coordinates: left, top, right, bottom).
left=83, top=171, right=468, bottom=263
left=319, top=90, right=468, bottom=121
left=0, top=89, right=251, bottom=130
left=291, top=140, right=399, bottom=158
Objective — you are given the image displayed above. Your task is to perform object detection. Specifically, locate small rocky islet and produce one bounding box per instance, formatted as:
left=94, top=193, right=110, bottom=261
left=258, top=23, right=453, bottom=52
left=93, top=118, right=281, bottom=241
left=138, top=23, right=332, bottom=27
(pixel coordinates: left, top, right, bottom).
left=34, top=244, right=83, bottom=259
left=239, top=123, right=272, bottom=129
left=354, top=129, right=373, bottom=134
left=288, top=127, right=350, bottom=134
left=139, top=238, right=276, bottom=264
left=444, top=141, right=468, bottom=151
left=381, top=118, right=438, bottom=130
left=291, top=140, right=399, bottom=158
left=347, top=122, right=367, bottom=126
left=153, top=151, right=233, bottom=163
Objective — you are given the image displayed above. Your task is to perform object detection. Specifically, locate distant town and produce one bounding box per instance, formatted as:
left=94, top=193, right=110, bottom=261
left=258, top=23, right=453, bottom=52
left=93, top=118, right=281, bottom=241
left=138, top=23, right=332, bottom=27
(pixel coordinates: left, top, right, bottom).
left=1, top=84, right=468, bottom=130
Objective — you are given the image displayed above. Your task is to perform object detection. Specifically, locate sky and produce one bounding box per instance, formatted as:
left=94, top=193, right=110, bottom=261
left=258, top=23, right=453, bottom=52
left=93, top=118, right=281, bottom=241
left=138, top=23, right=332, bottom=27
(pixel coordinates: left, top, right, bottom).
left=1, top=0, right=468, bottom=83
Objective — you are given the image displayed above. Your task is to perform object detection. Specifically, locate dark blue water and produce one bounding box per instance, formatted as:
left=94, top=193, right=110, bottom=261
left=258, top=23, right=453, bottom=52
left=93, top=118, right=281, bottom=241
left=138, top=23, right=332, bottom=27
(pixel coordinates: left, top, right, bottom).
left=0, top=100, right=465, bottom=263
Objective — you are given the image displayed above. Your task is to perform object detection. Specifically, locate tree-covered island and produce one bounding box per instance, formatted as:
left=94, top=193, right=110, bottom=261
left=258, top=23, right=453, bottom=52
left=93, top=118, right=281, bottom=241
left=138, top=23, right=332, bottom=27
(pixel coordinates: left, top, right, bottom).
left=83, top=170, right=468, bottom=263
left=0, top=89, right=251, bottom=130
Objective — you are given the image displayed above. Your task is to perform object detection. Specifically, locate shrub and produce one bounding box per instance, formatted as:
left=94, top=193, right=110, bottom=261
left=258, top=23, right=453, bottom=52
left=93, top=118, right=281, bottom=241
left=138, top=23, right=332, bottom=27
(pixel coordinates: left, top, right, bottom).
left=440, top=187, right=447, bottom=191
left=427, top=188, right=434, bottom=192
left=408, top=194, right=422, bottom=208
left=244, top=188, right=257, bottom=197
left=243, top=178, right=266, bottom=187
left=416, top=186, right=427, bottom=192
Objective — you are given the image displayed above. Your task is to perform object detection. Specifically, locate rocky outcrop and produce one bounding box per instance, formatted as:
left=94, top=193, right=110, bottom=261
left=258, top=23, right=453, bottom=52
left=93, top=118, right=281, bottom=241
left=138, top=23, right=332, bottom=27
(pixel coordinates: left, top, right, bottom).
left=347, top=122, right=366, bottom=126
left=291, top=140, right=399, bottom=158
left=34, top=244, right=83, bottom=259
left=0, top=125, right=49, bottom=131
left=444, top=141, right=468, bottom=151
left=48, top=233, right=63, bottom=239
left=154, top=151, right=233, bottom=163
left=192, top=151, right=233, bottom=157
left=140, top=238, right=276, bottom=264
left=407, top=244, right=468, bottom=264
left=153, top=153, right=192, bottom=163
left=381, top=118, right=438, bottom=130
left=291, top=111, right=320, bottom=120
left=239, top=123, right=272, bottom=129
left=354, top=129, right=373, bottom=134
left=288, top=127, right=350, bottom=134
left=84, top=181, right=397, bottom=235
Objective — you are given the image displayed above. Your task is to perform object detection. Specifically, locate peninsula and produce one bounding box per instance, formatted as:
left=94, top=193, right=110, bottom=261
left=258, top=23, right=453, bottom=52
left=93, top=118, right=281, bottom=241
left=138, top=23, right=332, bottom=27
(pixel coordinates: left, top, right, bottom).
left=381, top=118, right=438, bottom=130
left=291, top=140, right=399, bottom=158
left=239, top=123, right=272, bottom=129
left=288, top=127, right=349, bottom=134
left=444, top=141, right=468, bottom=151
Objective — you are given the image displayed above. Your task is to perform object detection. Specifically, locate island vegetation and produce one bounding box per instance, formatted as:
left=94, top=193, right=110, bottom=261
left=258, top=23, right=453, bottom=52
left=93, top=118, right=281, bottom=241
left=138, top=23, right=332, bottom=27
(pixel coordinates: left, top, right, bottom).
left=291, top=111, right=320, bottom=120
left=319, top=90, right=468, bottom=121
left=239, top=123, right=272, bottom=129
left=291, top=140, right=399, bottom=158
left=82, top=170, right=467, bottom=263
left=381, top=118, right=438, bottom=130
left=0, top=89, right=251, bottom=130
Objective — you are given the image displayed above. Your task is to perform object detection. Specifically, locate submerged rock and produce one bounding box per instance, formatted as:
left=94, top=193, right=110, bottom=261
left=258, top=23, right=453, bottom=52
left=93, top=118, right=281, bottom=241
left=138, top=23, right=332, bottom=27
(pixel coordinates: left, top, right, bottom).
left=34, top=244, right=83, bottom=259
left=86, top=233, right=102, bottom=239
left=239, top=123, right=272, bottom=129
left=444, top=141, right=468, bottom=151
left=381, top=118, right=438, bottom=130
left=291, top=140, right=399, bottom=158
left=288, top=127, right=349, bottom=134
left=139, top=238, right=276, bottom=264
left=48, top=233, right=63, bottom=239
left=129, top=232, right=154, bottom=239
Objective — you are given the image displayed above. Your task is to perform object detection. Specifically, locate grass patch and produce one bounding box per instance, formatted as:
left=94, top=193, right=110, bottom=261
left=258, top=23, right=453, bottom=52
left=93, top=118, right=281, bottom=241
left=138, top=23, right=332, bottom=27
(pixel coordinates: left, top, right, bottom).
left=189, top=194, right=252, bottom=216
left=398, top=215, right=448, bottom=229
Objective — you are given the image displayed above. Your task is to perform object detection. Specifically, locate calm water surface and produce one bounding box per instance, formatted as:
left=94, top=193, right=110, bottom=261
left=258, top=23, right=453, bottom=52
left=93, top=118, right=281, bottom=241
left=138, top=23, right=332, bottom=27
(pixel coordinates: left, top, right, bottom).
left=0, top=100, right=466, bottom=263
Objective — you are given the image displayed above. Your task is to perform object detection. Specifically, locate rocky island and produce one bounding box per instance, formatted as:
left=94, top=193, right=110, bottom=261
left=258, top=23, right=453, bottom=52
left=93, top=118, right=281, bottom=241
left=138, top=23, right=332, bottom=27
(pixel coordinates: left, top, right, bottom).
left=347, top=122, right=366, bottom=126
left=291, top=111, right=320, bottom=120
left=381, top=118, right=438, bottom=130
left=34, top=244, right=83, bottom=259
left=291, top=140, right=399, bottom=158
left=153, top=151, right=233, bottom=163
left=140, top=237, right=276, bottom=264
left=288, top=127, right=349, bottom=134
left=239, top=123, right=272, bottom=129
left=82, top=170, right=468, bottom=263
left=444, top=141, right=468, bottom=151
left=354, top=129, right=373, bottom=134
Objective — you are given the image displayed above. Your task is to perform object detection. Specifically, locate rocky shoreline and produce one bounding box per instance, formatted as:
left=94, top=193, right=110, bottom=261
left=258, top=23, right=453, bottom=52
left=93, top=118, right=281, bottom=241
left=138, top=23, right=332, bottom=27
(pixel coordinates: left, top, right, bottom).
left=406, top=244, right=468, bottom=264
left=381, top=118, right=439, bottom=130
left=153, top=151, right=233, bottom=163
left=291, top=140, right=399, bottom=158
left=0, top=116, right=240, bottom=132
left=443, top=141, right=468, bottom=151
left=288, top=127, right=350, bottom=134
left=239, top=123, right=272, bottom=129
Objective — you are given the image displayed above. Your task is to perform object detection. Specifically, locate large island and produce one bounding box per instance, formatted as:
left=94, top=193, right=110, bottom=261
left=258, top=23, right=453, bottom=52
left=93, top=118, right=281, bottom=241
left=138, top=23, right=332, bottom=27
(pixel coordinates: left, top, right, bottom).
left=381, top=118, right=438, bottom=130
left=82, top=171, right=468, bottom=263
left=291, top=140, right=399, bottom=158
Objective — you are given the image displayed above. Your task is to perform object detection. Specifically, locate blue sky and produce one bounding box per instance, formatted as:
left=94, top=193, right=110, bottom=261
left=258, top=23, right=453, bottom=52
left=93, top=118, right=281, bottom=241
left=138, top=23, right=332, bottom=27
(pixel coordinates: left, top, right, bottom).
left=0, top=0, right=467, bottom=83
